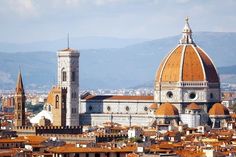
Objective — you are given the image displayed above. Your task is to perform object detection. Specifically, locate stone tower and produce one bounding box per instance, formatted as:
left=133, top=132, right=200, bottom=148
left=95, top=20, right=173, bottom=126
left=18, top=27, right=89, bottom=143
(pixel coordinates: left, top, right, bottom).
left=14, top=71, right=26, bottom=126
left=47, top=86, right=67, bottom=126
left=57, top=48, right=80, bottom=126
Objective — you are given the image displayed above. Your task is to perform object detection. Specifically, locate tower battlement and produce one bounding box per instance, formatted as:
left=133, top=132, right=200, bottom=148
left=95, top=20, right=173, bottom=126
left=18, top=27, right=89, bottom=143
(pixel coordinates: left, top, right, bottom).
left=61, top=87, right=67, bottom=93
left=13, top=126, right=83, bottom=136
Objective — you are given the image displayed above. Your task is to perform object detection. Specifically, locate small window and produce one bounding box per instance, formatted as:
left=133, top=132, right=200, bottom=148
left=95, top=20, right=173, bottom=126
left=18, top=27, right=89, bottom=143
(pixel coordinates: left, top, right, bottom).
left=72, top=108, right=77, bottom=114
left=71, top=92, right=77, bottom=99
left=210, top=93, right=214, bottom=99
left=126, top=106, right=130, bottom=111
left=166, top=91, right=173, bottom=98
left=55, top=95, right=59, bottom=109
left=72, top=71, right=76, bottom=82
left=89, top=106, right=93, bottom=111
left=107, top=106, right=111, bottom=111
left=144, top=106, right=148, bottom=111
left=48, top=105, right=51, bottom=111
left=18, top=114, right=21, bottom=119
left=62, top=71, right=67, bottom=81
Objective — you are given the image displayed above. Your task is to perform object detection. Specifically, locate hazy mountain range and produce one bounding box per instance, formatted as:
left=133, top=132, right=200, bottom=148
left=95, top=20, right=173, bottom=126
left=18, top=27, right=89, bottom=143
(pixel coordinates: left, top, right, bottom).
left=0, top=32, right=236, bottom=90
left=0, top=37, right=147, bottom=52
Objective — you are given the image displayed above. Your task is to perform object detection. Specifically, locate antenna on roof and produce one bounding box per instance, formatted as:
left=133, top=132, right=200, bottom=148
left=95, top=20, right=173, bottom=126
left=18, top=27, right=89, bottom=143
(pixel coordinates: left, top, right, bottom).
left=67, top=33, right=70, bottom=49
left=185, top=16, right=189, bottom=22
left=19, top=65, right=21, bottom=72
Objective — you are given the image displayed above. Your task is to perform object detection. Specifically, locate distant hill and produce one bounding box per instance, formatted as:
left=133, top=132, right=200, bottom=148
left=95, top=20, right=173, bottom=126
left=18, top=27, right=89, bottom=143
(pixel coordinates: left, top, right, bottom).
left=0, top=32, right=236, bottom=90
left=218, top=65, right=236, bottom=74
left=0, top=51, right=56, bottom=90
left=218, top=65, right=236, bottom=84
left=0, top=37, right=147, bottom=52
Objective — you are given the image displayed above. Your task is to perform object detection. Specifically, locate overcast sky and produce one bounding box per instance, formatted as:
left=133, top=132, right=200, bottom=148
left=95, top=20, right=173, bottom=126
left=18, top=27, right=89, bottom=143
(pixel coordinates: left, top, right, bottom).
left=0, top=0, right=235, bottom=43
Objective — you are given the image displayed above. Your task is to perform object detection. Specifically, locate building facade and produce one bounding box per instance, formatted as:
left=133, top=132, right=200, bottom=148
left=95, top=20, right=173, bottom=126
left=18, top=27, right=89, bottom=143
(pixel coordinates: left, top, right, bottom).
left=80, top=95, right=155, bottom=126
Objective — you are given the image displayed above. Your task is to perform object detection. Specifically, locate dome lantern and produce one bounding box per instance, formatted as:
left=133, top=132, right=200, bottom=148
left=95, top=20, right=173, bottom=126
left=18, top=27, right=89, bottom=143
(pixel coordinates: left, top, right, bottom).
left=180, top=17, right=194, bottom=44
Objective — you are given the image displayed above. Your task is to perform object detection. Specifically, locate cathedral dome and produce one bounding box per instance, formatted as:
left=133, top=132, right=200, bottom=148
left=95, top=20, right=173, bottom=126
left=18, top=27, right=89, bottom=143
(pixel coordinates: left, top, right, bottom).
left=209, top=103, right=230, bottom=116
left=155, top=102, right=179, bottom=116
left=156, top=18, right=219, bottom=83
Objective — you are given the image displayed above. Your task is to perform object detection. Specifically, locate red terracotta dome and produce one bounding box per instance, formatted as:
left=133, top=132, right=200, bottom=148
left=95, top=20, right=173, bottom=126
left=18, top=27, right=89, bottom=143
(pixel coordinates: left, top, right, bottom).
left=209, top=103, right=229, bottom=116
left=155, top=102, right=179, bottom=116
left=186, top=103, right=201, bottom=110
left=156, top=18, right=219, bottom=83
left=149, top=103, right=158, bottom=109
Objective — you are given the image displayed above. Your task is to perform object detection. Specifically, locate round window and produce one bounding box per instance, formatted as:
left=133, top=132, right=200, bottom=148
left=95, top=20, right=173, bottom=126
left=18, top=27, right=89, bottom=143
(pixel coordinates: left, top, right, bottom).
left=144, top=106, right=148, bottom=111
left=107, top=106, right=111, bottom=111
left=166, top=91, right=173, bottom=98
left=189, top=92, right=196, bottom=99
left=89, top=106, right=93, bottom=111
left=126, top=106, right=130, bottom=111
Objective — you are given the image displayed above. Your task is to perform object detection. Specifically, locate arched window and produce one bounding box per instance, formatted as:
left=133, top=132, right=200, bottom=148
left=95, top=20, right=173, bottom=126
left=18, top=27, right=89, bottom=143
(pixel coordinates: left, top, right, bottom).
left=71, top=71, right=76, bottom=82
left=55, top=95, right=59, bottom=109
left=89, top=106, right=93, bottom=111
left=62, top=70, right=67, bottom=82
left=71, top=92, right=77, bottom=99
left=72, top=108, right=77, bottom=114
left=48, top=105, right=51, bottom=111
left=210, top=93, right=214, bottom=99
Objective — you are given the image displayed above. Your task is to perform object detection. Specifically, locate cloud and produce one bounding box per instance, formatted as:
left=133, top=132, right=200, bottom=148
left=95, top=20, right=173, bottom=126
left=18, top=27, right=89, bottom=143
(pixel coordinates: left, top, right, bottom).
left=47, top=0, right=124, bottom=8
left=94, top=0, right=124, bottom=5
left=64, top=0, right=82, bottom=6
left=0, top=71, right=14, bottom=84
left=6, top=0, right=38, bottom=18
left=176, top=0, right=191, bottom=3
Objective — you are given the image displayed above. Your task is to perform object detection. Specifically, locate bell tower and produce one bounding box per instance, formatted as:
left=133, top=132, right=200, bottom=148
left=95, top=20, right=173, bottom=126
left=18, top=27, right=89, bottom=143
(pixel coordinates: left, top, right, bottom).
left=14, top=71, right=26, bottom=126
left=57, top=46, right=80, bottom=126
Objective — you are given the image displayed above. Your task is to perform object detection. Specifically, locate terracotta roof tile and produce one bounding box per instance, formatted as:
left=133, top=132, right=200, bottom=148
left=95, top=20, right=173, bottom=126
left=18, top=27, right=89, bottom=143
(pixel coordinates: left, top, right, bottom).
left=182, top=45, right=204, bottom=81
left=196, top=47, right=219, bottom=83
left=161, top=45, right=182, bottom=82
left=49, top=145, right=136, bottom=153
left=155, top=43, right=219, bottom=83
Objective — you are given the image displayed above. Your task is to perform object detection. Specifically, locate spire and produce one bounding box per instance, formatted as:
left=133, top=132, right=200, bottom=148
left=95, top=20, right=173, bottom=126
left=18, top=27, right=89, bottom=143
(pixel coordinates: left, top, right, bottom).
left=16, top=70, right=24, bottom=94
left=67, top=33, right=70, bottom=49
left=179, top=17, right=194, bottom=44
